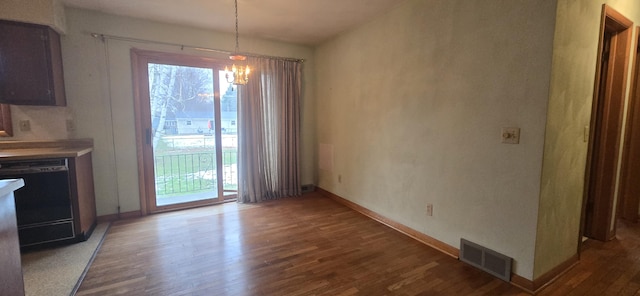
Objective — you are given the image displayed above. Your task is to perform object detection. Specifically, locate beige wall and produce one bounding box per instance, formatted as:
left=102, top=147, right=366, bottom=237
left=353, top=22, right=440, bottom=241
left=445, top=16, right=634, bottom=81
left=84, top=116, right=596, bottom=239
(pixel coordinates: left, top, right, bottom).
left=2, top=7, right=316, bottom=217
left=315, top=0, right=557, bottom=280
left=0, top=0, right=66, bottom=32
left=535, top=0, right=640, bottom=279
left=6, top=0, right=638, bottom=283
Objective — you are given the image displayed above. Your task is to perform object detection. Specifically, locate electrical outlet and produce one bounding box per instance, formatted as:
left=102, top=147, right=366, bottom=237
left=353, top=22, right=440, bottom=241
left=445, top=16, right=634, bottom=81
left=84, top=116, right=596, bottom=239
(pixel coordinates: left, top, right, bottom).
left=19, top=120, right=30, bottom=131
left=338, top=174, right=342, bottom=183
left=426, top=203, right=433, bottom=216
left=66, top=119, right=76, bottom=131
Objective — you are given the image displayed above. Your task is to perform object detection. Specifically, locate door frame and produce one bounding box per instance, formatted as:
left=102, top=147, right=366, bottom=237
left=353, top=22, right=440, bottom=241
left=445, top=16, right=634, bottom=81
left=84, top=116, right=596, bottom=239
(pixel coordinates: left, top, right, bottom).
left=131, top=49, right=230, bottom=214
left=581, top=4, right=633, bottom=242
left=617, top=27, right=640, bottom=222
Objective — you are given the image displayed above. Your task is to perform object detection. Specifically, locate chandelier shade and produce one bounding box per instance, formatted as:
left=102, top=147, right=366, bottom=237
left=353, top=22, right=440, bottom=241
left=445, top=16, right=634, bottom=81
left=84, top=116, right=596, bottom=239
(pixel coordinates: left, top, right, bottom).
left=225, top=0, right=250, bottom=85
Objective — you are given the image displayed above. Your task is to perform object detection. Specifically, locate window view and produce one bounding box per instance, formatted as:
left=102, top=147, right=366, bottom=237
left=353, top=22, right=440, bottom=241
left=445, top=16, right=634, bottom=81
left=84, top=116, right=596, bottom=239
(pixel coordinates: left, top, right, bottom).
left=148, top=63, right=237, bottom=207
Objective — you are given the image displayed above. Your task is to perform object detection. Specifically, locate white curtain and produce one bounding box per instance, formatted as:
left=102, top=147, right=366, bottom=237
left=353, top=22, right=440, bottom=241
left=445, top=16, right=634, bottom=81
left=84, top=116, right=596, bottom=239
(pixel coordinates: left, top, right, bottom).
left=237, top=57, right=302, bottom=202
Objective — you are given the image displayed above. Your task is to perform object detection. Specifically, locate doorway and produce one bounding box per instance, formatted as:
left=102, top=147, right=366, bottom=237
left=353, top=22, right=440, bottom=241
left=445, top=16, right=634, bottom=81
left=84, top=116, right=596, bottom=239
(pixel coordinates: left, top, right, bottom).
left=617, top=28, right=640, bottom=222
left=132, top=49, right=238, bottom=214
left=582, top=5, right=633, bottom=242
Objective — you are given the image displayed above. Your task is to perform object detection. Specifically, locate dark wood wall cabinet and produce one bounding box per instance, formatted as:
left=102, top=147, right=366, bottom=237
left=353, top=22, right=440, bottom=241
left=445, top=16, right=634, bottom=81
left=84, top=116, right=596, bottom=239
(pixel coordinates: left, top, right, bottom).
left=0, top=20, right=66, bottom=106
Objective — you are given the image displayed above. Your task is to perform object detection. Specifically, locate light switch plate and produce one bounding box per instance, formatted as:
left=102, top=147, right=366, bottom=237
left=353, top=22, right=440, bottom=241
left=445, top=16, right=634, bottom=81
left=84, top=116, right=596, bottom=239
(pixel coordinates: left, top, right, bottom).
left=501, top=127, right=520, bottom=144
left=19, top=120, right=30, bottom=132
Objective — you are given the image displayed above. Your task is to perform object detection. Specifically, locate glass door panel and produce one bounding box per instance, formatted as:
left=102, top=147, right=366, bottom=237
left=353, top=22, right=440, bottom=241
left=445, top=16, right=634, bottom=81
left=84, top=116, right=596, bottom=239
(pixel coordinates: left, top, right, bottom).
left=148, top=63, right=225, bottom=207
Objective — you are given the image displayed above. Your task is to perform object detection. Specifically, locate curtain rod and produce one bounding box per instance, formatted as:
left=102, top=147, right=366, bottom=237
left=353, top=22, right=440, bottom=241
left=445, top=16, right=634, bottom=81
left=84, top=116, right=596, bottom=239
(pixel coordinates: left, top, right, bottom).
left=90, top=32, right=305, bottom=63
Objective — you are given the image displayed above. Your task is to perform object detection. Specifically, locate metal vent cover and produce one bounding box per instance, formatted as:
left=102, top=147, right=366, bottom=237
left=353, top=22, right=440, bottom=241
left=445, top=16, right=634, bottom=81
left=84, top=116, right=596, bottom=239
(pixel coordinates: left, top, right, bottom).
left=460, top=238, right=512, bottom=282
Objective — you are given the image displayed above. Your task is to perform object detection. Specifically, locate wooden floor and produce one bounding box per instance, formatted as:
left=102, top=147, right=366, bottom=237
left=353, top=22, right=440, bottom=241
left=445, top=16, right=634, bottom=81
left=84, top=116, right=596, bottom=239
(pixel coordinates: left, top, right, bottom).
left=537, top=218, right=640, bottom=296
left=76, top=192, right=640, bottom=295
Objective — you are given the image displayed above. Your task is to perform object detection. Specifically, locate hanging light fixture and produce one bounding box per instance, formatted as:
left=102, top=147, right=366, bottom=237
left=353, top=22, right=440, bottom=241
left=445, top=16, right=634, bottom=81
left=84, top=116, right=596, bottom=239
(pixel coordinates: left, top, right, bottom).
left=225, top=0, right=250, bottom=85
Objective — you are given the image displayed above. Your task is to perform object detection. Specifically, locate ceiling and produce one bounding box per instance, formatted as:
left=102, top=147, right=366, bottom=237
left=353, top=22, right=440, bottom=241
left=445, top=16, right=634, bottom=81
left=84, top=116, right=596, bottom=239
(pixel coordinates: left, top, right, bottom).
left=60, top=0, right=406, bottom=46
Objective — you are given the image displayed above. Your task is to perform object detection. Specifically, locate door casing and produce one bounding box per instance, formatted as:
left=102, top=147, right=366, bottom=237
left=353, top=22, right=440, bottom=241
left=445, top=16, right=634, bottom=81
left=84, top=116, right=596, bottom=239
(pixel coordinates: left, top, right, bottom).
left=131, top=49, right=229, bottom=214
left=581, top=4, right=633, bottom=243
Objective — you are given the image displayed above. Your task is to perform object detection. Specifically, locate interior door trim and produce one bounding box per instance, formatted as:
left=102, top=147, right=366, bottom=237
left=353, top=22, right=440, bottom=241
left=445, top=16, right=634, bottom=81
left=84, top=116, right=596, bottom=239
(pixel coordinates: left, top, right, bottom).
left=580, top=4, right=633, bottom=244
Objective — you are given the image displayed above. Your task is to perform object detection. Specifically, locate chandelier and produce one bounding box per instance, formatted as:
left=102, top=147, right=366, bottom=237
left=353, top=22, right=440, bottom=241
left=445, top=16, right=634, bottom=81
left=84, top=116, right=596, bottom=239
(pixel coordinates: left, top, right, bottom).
left=225, top=0, right=250, bottom=85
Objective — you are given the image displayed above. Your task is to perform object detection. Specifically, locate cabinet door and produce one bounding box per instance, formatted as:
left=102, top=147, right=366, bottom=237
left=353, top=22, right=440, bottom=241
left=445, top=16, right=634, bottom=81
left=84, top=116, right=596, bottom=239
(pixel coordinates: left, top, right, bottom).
left=0, top=20, right=66, bottom=106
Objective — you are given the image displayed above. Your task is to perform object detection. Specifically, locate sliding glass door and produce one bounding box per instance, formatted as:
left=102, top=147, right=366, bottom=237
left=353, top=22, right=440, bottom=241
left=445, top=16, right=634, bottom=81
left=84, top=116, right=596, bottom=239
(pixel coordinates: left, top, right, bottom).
left=133, top=50, right=237, bottom=213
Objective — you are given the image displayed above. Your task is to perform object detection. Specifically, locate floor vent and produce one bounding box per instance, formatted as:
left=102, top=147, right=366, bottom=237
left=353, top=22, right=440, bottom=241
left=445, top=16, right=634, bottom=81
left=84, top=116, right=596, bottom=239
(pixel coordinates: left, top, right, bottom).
left=301, top=184, right=315, bottom=193
left=460, top=238, right=512, bottom=282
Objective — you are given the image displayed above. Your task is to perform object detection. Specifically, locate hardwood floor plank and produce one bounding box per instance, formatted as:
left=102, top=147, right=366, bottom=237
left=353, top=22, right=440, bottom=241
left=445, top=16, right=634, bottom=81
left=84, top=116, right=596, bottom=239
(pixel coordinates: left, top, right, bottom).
left=77, top=193, right=640, bottom=295
left=539, top=219, right=640, bottom=296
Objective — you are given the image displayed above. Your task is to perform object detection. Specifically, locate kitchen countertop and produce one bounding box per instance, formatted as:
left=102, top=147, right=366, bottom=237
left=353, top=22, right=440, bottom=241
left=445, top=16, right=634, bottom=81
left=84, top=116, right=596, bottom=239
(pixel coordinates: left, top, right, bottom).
left=0, top=139, right=93, bottom=161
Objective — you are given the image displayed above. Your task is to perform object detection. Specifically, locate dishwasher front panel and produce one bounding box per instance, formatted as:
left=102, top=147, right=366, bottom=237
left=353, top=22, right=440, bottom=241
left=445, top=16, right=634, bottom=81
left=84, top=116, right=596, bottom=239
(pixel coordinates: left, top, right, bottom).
left=0, top=158, right=75, bottom=247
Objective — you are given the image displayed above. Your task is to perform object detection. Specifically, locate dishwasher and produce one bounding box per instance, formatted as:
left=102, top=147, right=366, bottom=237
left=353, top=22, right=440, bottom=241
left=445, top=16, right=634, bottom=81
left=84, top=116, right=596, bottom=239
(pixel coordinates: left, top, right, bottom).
left=0, top=158, right=75, bottom=248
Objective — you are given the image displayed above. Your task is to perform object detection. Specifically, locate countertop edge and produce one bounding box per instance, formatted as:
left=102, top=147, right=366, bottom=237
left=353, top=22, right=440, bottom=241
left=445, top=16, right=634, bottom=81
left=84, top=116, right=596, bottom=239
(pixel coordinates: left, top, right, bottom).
left=0, top=139, right=93, bottom=150
left=0, top=139, right=94, bottom=161
left=0, top=148, right=94, bottom=161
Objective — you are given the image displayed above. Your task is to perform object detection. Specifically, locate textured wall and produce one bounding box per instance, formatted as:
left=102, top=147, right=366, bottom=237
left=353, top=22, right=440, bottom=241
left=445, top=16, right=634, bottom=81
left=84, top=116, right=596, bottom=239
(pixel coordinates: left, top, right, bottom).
left=12, top=8, right=316, bottom=217
left=315, top=0, right=557, bottom=280
left=0, top=0, right=66, bottom=33
left=535, top=0, right=640, bottom=279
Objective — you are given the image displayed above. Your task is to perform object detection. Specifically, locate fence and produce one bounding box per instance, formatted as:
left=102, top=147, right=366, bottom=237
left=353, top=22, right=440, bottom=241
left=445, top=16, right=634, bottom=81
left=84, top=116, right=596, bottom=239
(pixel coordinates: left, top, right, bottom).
left=154, top=150, right=237, bottom=196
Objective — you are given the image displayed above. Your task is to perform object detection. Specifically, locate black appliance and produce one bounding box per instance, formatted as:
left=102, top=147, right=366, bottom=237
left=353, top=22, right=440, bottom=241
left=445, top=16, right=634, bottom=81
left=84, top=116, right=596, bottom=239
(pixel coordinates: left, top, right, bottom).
left=0, top=158, right=75, bottom=247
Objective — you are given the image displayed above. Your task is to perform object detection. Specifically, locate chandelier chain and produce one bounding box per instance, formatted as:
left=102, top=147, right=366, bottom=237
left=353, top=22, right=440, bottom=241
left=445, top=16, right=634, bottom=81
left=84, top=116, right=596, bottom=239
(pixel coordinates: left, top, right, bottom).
left=234, top=0, right=240, bottom=53
left=227, top=0, right=249, bottom=85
